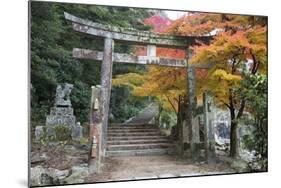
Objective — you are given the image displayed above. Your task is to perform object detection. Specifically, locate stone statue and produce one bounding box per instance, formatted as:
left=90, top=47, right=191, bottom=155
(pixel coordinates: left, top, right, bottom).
left=55, top=83, right=73, bottom=107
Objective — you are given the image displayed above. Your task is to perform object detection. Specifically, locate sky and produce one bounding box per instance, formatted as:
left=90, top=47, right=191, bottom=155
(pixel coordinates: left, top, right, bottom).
left=164, top=10, right=188, bottom=20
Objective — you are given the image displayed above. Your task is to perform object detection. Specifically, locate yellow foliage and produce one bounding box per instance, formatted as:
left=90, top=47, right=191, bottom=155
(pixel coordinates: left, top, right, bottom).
left=212, top=69, right=242, bottom=81
left=112, top=13, right=267, bottom=111
left=112, top=73, right=145, bottom=88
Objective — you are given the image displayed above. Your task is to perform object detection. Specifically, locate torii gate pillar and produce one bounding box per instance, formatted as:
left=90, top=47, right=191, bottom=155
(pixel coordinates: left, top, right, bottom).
left=186, top=49, right=200, bottom=159
left=100, top=37, right=114, bottom=156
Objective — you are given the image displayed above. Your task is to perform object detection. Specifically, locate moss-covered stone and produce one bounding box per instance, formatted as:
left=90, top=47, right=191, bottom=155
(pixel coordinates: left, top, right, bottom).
left=52, top=125, right=72, bottom=141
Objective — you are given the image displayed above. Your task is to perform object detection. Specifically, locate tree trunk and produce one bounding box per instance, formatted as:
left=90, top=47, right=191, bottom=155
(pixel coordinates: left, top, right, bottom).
left=230, top=120, right=238, bottom=158
left=228, top=97, right=239, bottom=158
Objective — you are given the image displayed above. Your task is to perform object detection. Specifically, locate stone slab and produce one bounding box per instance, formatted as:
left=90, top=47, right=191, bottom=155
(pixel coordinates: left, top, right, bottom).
left=46, top=115, right=76, bottom=127
left=50, top=107, right=73, bottom=116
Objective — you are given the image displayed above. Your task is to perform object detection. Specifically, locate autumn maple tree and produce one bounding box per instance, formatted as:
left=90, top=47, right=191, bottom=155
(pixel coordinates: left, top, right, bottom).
left=169, top=13, right=267, bottom=158
left=113, top=13, right=267, bottom=158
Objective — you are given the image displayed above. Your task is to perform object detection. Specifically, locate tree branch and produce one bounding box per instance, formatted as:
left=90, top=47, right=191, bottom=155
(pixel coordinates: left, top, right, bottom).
left=250, top=50, right=259, bottom=75
left=165, top=94, right=178, bottom=114
left=221, top=100, right=231, bottom=109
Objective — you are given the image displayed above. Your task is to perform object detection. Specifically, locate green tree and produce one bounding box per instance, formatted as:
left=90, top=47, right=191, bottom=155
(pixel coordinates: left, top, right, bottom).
left=239, top=72, right=267, bottom=170
left=30, top=2, right=152, bottom=124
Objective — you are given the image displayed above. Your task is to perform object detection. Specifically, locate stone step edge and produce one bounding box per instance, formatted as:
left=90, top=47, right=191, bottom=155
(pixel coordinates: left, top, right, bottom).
left=107, top=132, right=164, bottom=136
left=106, top=148, right=176, bottom=156
left=107, top=143, right=174, bottom=148
left=109, top=123, right=155, bottom=126
left=108, top=125, right=158, bottom=129
left=107, top=139, right=171, bottom=144
left=107, top=136, right=168, bottom=140
left=108, top=129, right=160, bottom=132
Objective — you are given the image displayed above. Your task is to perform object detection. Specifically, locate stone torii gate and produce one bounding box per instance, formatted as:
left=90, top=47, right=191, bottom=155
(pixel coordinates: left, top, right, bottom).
left=64, top=12, right=216, bottom=172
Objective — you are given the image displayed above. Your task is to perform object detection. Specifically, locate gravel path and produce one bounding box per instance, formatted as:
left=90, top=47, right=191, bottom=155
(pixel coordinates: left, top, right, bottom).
left=86, top=155, right=234, bottom=183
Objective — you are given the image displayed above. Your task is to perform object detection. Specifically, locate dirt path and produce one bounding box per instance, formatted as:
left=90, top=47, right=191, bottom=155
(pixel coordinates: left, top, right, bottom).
left=86, top=155, right=234, bottom=183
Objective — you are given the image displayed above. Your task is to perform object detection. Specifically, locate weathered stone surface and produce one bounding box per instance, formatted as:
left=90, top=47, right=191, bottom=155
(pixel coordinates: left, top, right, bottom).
left=100, top=37, right=114, bottom=154
left=64, top=12, right=212, bottom=48
left=203, top=92, right=216, bottom=162
left=30, top=166, right=47, bottom=186
left=182, top=120, right=189, bottom=143
left=71, top=122, right=83, bottom=141
left=63, top=165, right=89, bottom=184
left=73, top=48, right=214, bottom=69
left=40, top=173, right=58, bottom=185
left=30, top=166, right=70, bottom=186
left=31, top=153, right=48, bottom=164
left=46, top=114, right=76, bottom=127
left=46, top=126, right=56, bottom=138
left=89, top=85, right=103, bottom=174
left=186, top=50, right=199, bottom=159
left=35, top=126, right=44, bottom=141
left=54, top=83, right=73, bottom=107
left=50, top=107, right=73, bottom=116
left=45, top=83, right=83, bottom=142
left=50, top=169, right=70, bottom=180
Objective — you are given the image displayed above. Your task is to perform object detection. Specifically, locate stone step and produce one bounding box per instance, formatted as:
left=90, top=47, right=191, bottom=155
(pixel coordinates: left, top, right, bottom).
left=106, top=148, right=176, bottom=157
left=107, top=139, right=171, bottom=145
left=108, top=125, right=157, bottom=129
left=107, top=143, right=174, bottom=151
left=107, top=132, right=163, bottom=137
left=108, top=129, right=160, bottom=133
left=107, top=135, right=168, bottom=141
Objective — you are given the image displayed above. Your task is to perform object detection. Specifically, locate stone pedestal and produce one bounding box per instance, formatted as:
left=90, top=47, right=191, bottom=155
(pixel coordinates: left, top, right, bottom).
left=46, top=107, right=76, bottom=127
left=45, top=106, right=77, bottom=140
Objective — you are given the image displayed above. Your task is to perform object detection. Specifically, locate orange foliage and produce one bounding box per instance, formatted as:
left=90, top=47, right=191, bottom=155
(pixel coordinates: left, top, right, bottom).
left=113, top=12, right=267, bottom=111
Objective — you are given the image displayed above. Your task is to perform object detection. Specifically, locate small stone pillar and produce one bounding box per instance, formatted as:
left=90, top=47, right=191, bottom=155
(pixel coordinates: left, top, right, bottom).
left=89, top=85, right=103, bottom=174
left=72, top=122, right=83, bottom=141
left=203, top=92, right=216, bottom=162
left=35, top=126, right=44, bottom=141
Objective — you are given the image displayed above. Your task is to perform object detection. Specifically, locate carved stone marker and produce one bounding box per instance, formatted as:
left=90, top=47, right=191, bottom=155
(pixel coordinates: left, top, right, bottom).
left=45, top=83, right=82, bottom=141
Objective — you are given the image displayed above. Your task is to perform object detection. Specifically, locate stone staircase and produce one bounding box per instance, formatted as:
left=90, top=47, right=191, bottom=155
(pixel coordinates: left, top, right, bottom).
left=125, top=102, right=159, bottom=124
left=106, top=124, right=175, bottom=157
